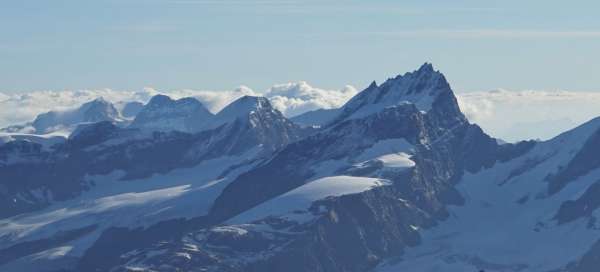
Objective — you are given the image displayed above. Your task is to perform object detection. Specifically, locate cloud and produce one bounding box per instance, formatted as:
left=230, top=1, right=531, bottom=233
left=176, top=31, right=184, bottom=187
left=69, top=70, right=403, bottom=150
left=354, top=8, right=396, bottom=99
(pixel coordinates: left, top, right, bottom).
left=338, top=29, right=600, bottom=40
left=456, top=89, right=600, bottom=141
left=265, top=82, right=358, bottom=117
left=0, top=89, right=156, bottom=128
left=181, top=86, right=259, bottom=113
left=0, top=83, right=356, bottom=127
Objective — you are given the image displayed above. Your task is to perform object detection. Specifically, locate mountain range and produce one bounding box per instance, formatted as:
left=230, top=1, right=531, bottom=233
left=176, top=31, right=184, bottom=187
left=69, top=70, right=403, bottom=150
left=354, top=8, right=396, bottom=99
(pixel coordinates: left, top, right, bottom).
left=1, top=63, right=599, bottom=272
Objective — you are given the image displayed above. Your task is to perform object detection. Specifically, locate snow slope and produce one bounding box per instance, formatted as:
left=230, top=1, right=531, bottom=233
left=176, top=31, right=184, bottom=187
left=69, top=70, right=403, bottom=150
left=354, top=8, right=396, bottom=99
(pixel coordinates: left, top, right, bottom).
left=229, top=176, right=390, bottom=224
left=290, top=108, right=340, bottom=127
left=0, top=149, right=260, bottom=268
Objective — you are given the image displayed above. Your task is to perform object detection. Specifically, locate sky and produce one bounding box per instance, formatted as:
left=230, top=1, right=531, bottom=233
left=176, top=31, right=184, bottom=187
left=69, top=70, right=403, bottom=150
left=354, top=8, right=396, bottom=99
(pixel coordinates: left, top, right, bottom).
left=1, top=0, right=600, bottom=142
left=1, top=0, right=600, bottom=93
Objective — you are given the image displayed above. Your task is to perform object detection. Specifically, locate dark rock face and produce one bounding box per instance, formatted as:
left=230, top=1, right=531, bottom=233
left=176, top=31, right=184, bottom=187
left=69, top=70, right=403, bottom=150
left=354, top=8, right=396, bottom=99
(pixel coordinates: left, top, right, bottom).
left=547, top=128, right=600, bottom=194
left=555, top=180, right=600, bottom=225
left=77, top=217, right=207, bottom=272
left=0, top=225, right=97, bottom=266
left=243, top=187, right=434, bottom=272
left=569, top=238, right=600, bottom=272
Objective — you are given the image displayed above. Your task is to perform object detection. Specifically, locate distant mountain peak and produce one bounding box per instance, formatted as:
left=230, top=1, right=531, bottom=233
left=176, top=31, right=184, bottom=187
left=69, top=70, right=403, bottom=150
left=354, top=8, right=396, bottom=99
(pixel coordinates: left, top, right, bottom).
left=81, top=97, right=119, bottom=117
left=218, top=96, right=273, bottom=118
left=383, top=62, right=445, bottom=92
left=367, top=80, right=378, bottom=89
left=334, top=62, right=458, bottom=122
left=91, top=96, right=109, bottom=103
left=417, top=62, right=434, bottom=73
left=130, top=94, right=213, bottom=133
left=146, top=94, right=172, bottom=105
left=31, top=97, right=120, bottom=134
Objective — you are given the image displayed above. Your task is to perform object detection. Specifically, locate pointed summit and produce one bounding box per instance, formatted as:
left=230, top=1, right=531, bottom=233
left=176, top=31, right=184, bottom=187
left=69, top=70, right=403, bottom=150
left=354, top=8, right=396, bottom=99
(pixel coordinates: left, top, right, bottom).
left=213, top=96, right=274, bottom=126
left=333, top=63, right=464, bottom=123
left=417, top=62, right=434, bottom=73
left=80, top=97, right=120, bottom=122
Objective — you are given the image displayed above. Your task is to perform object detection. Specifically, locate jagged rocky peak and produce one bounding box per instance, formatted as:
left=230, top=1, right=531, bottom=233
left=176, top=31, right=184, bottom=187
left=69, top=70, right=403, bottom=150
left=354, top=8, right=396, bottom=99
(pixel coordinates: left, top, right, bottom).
left=198, top=95, right=306, bottom=155
left=130, top=94, right=214, bottom=133
left=335, top=62, right=462, bottom=122
left=207, top=95, right=286, bottom=130
left=216, top=95, right=274, bottom=121
left=367, top=80, right=378, bottom=89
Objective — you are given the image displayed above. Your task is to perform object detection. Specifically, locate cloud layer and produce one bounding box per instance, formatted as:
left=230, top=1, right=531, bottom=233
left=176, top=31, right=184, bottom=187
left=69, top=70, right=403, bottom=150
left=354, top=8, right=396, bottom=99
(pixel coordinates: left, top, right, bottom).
left=3, top=85, right=600, bottom=142
left=0, top=82, right=356, bottom=127
left=0, top=89, right=156, bottom=129
left=265, top=81, right=358, bottom=117
left=456, top=89, right=600, bottom=142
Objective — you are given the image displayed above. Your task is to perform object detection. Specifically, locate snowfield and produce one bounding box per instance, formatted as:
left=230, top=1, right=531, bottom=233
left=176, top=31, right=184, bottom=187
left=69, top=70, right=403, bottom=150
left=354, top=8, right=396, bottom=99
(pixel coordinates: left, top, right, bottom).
left=229, top=176, right=391, bottom=224
left=0, top=150, right=260, bottom=266
left=376, top=153, right=415, bottom=168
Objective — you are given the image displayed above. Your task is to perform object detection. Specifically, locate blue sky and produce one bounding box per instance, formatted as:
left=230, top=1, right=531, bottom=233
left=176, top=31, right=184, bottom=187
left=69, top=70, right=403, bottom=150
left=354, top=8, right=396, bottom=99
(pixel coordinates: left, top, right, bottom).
left=1, top=0, right=600, bottom=93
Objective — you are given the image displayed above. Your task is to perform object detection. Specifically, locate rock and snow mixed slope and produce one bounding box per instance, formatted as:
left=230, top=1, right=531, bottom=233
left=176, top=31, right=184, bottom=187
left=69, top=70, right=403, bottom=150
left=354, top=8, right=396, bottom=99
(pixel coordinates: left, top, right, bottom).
left=377, top=117, right=600, bottom=272
left=0, top=96, right=309, bottom=271
left=2, top=63, right=600, bottom=272
left=229, top=176, right=391, bottom=225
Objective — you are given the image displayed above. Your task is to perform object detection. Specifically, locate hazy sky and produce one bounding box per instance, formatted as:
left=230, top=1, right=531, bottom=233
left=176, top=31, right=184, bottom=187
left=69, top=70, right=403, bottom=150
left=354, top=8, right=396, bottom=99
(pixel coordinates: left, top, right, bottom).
left=1, top=0, right=600, bottom=93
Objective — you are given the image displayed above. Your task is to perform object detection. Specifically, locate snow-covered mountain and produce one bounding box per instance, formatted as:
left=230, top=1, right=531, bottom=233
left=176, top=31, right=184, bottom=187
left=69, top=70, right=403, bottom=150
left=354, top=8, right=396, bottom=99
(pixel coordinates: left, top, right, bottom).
left=1, top=63, right=600, bottom=272
left=129, top=94, right=213, bottom=133
left=31, top=97, right=123, bottom=134
left=0, top=97, right=126, bottom=139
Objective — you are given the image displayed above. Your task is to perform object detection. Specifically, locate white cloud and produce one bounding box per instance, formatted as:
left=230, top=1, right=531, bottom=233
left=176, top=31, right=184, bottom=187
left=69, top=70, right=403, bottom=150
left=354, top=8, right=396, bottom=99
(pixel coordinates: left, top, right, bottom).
left=456, top=89, right=600, bottom=142
left=356, top=29, right=600, bottom=40
left=0, top=83, right=355, bottom=127
left=265, top=81, right=358, bottom=117
left=0, top=89, right=156, bottom=128
left=183, top=86, right=259, bottom=113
